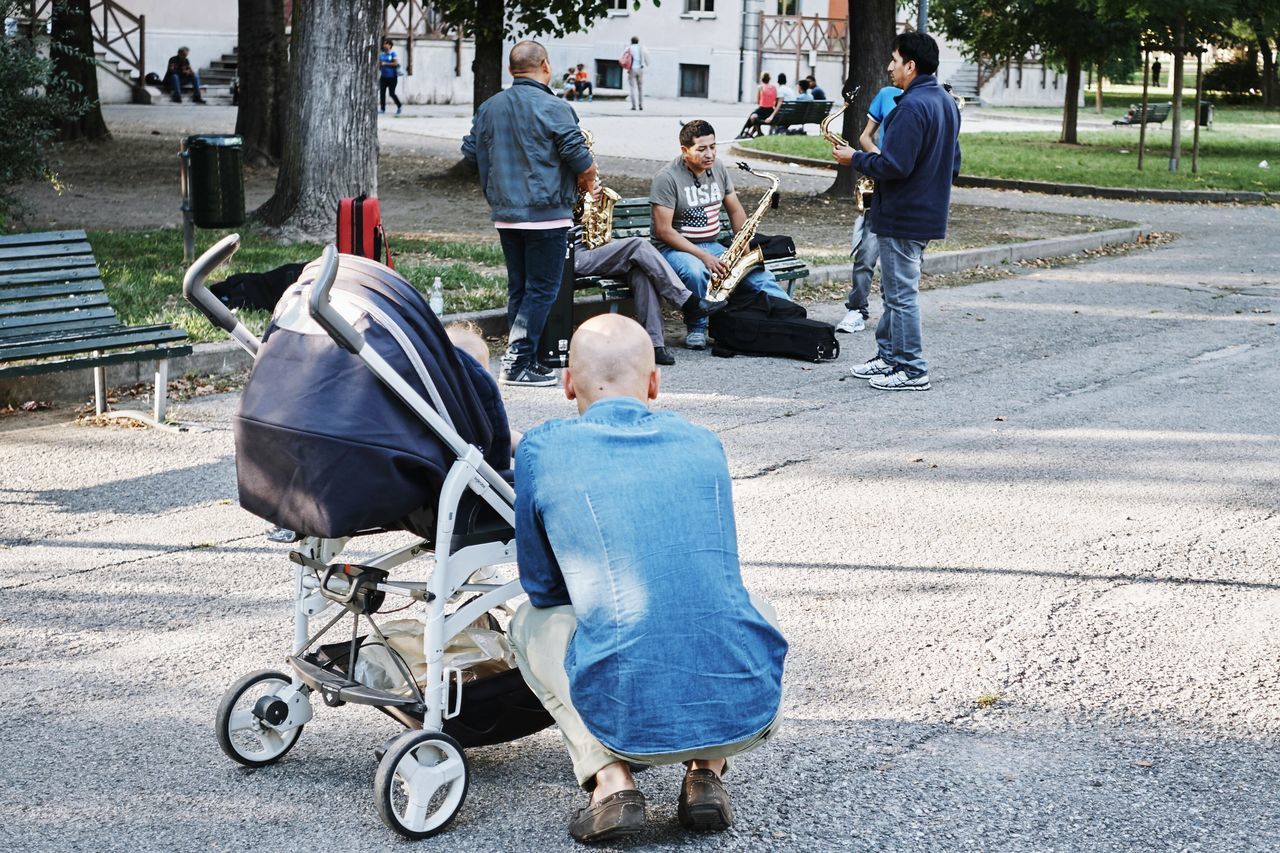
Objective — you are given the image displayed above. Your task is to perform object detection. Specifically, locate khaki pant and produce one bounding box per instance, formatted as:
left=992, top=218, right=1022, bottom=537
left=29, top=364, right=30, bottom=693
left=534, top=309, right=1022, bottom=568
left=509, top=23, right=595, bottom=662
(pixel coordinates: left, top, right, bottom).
left=508, top=597, right=781, bottom=790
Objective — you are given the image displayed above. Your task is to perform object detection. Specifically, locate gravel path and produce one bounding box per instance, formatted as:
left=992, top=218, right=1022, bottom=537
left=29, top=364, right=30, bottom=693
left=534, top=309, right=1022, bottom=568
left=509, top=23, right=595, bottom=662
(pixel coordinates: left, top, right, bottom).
left=2, top=114, right=1279, bottom=851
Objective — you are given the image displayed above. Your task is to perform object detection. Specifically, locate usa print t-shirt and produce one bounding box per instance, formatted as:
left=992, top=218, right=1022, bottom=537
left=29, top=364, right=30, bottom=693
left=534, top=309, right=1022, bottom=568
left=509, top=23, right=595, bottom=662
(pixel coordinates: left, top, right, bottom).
left=650, top=156, right=736, bottom=244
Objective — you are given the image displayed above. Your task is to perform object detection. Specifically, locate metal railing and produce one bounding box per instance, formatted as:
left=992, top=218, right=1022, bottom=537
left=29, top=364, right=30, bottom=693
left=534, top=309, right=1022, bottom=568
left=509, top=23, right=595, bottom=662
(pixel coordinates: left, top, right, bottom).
left=27, top=0, right=147, bottom=101
left=383, top=0, right=464, bottom=76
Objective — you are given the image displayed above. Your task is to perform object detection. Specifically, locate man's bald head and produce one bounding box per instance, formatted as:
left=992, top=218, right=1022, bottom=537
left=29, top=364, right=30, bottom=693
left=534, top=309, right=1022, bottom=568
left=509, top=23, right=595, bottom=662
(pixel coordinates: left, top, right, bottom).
left=509, top=41, right=548, bottom=75
left=564, top=314, right=659, bottom=413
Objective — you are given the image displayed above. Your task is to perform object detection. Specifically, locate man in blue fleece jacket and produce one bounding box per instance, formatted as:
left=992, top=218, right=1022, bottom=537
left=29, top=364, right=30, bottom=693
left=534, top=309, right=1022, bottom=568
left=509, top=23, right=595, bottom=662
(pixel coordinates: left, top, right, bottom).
left=833, top=32, right=961, bottom=391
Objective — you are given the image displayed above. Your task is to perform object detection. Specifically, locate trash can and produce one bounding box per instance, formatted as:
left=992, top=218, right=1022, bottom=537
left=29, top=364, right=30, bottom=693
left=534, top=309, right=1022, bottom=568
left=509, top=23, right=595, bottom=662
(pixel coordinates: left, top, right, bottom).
left=184, top=134, right=245, bottom=228
left=1198, top=100, right=1214, bottom=128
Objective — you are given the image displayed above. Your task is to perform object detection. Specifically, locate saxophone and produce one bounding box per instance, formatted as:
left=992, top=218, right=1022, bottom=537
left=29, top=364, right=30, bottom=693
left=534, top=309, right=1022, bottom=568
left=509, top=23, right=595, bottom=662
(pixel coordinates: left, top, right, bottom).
left=819, top=84, right=874, bottom=213
left=576, top=129, right=620, bottom=250
left=706, top=162, right=780, bottom=302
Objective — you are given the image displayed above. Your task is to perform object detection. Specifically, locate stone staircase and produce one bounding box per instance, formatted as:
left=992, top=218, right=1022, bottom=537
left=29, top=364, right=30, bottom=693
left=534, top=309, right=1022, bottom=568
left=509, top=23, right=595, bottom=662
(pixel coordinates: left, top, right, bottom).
left=946, top=61, right=983, bottom=104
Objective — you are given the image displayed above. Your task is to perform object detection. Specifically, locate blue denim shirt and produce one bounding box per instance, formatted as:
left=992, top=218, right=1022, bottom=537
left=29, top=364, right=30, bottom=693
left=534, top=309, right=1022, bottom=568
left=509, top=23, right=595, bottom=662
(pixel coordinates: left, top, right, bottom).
left=461, top=78, right=594, bottom=222
left=515, top=397, right=787, bottom=756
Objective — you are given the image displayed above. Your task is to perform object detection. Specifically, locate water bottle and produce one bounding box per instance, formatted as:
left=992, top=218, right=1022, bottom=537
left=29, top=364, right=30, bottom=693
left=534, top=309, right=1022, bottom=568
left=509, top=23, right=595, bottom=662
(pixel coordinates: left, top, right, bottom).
left=429, top=276, right=445, bottom=316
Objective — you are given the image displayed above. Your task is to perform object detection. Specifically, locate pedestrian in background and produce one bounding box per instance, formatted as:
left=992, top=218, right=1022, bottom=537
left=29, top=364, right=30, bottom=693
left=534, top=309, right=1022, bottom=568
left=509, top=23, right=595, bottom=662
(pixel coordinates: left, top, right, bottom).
left=379, top=38, right=403, bottom=115
left=624, top=36, right=651, bottom=111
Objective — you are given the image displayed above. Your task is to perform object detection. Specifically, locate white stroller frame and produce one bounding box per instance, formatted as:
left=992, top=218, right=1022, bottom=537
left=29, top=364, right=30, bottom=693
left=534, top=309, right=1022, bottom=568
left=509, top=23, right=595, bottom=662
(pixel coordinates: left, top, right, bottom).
left=185, top=236, right=526, bottom=839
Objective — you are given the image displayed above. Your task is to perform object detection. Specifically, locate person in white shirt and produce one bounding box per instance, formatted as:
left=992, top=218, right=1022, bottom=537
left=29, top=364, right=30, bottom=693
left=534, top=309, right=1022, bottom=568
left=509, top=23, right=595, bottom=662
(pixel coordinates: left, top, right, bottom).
left=626, top=36, right=651, bottom=111
left=775, top=72, right=795, bottom=103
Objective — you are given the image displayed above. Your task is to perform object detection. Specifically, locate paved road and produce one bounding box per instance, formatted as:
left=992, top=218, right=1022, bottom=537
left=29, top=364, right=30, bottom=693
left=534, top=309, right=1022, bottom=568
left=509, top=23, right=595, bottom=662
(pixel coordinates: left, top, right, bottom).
left=3, top=136, right=1279, bottom=849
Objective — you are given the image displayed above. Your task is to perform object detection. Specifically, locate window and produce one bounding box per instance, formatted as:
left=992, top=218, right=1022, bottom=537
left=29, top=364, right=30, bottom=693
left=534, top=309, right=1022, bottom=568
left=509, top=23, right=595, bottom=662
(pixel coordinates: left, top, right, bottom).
left=685, top=0, right=715, bottom=12
left=776, top=0, right=797, bottom=14
left=606, top=0, right=628, bottom=9
left=596, top=59, right=622, bottom=91
left=679, top=63, right=709, bottom=98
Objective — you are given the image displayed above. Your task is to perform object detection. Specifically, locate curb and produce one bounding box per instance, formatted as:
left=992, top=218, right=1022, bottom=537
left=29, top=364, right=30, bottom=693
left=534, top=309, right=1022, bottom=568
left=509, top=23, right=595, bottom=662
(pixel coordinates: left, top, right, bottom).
left=0, top=228, right=1145, bottom=408
left=730, top=144, right=1274, bottom=204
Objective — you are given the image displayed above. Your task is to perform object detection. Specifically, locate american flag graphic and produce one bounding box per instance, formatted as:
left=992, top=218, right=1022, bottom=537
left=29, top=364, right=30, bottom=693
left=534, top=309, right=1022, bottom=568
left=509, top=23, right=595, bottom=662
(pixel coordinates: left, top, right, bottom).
left=677, top=202, right=723, bottom=241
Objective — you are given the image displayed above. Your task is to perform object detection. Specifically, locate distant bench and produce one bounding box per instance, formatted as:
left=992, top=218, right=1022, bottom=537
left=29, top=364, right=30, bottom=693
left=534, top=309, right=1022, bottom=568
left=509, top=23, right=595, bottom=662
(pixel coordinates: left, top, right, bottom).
left=539, top=197, right=809, bottom=366
left=0, top=230, right=191, bottom=421
left=1113, top=102, right=1172, bottom=126
left=768, top=99, right=834, bottom=135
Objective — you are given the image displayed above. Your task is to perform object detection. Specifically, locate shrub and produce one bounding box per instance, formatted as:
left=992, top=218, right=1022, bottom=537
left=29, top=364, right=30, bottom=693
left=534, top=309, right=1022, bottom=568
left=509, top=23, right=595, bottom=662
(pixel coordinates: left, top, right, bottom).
left=1204, top=55, right=1262, bottom=98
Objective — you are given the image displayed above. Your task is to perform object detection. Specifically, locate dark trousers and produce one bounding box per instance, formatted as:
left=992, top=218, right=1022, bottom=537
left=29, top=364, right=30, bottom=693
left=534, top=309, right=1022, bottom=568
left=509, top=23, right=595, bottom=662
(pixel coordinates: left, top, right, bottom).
left=498, top=227, right=569, bottom=368
left=380, top=77, right=401, bottom=110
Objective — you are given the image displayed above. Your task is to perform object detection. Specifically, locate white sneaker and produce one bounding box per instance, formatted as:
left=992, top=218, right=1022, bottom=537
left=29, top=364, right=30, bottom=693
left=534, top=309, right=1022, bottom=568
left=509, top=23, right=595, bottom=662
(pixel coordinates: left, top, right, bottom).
left=869, top=370, right=931, bottom=391
left=835, top=310, right=866, bottom=333
left=850, top=356, right=893, bottom=379
left=684, top=329, right=708, bottom=350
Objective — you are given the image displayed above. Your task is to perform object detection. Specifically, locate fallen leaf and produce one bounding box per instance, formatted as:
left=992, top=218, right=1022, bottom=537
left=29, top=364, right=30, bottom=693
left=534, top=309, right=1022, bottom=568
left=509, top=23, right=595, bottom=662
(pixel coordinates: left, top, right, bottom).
left=994, top=416, right=1006, bottom=422
left=911, top=457, right=925, bottom=463
left=1133, top=759, right=1154, bottom=768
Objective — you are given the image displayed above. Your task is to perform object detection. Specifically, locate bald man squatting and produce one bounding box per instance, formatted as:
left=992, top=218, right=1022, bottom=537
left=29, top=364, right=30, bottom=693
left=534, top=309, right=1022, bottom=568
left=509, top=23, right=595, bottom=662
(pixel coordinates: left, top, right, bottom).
left=507, top=314, right=787, bottom=843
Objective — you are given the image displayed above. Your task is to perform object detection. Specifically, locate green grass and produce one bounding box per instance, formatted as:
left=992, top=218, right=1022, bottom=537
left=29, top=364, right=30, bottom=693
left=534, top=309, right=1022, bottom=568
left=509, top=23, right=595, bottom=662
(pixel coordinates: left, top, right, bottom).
left=88, top=228, right=508, bottom=343
left=740, top=130, right=1280, bottom=192
left=981, top=92, right=1280, bottom=127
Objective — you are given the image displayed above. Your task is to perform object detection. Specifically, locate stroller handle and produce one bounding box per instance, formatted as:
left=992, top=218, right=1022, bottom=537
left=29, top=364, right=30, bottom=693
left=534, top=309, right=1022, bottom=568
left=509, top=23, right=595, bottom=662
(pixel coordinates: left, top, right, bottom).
left=307, top=245, right=361, bottom=354
left=182, top=233, right=261, bottom=356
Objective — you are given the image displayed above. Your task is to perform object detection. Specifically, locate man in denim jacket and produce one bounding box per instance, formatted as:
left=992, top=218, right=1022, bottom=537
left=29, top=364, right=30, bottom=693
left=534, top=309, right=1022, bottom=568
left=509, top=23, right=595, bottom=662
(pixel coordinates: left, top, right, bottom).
left=462, top=41, right=596, bottom=387
left=509, top=314, right=787, bottom=843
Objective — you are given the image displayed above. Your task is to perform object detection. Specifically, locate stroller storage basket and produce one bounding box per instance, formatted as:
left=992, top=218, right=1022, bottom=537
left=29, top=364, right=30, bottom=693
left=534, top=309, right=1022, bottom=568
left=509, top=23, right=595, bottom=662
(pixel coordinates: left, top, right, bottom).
left=233, top=254, right=510, bottom=538
left=305, top=638, right=553, bottom=748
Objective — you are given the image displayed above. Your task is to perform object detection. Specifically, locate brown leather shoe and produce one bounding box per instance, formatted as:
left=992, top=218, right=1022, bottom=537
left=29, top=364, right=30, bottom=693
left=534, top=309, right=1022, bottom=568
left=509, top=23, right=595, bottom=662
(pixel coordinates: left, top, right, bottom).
left=568, top=788, right=646, bottom=843
left=677, top=768, right=733, bottom=831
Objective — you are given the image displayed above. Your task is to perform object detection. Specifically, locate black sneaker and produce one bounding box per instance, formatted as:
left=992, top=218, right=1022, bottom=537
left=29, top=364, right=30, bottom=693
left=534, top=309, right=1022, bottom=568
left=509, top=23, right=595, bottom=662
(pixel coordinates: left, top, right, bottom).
left=500, top=364, right=557, bottom=387
left=654, top=346, right=675, bottom=366
left=681, top=293, right=727, bottom=325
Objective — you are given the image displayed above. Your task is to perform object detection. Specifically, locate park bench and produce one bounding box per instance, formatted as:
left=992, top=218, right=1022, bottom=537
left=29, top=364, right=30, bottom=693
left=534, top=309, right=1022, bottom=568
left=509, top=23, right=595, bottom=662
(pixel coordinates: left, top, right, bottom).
left=1113, top=102, right=1172, bottom=126
left=0, top=230, right=191, bottom=421
left=767, top=99, right=834, bottom=135
left=539, top=197, right=810, bottom=366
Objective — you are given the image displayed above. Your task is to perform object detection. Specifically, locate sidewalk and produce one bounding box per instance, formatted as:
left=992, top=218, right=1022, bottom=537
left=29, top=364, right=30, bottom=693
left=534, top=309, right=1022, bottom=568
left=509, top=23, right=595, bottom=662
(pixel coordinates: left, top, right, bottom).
left=2, top=189, right=1279, bottom=849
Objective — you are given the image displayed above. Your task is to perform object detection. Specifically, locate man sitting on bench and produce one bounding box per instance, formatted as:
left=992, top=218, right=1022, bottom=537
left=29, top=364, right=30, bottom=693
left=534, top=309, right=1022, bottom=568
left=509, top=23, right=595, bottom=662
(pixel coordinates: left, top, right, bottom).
left=651, top=120, right=792, bottom=350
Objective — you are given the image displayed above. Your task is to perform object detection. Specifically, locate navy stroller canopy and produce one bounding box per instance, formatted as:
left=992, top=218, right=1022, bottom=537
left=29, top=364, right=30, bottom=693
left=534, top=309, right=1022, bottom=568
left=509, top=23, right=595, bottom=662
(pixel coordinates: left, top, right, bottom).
left=234, top=254, right=509, bottom=539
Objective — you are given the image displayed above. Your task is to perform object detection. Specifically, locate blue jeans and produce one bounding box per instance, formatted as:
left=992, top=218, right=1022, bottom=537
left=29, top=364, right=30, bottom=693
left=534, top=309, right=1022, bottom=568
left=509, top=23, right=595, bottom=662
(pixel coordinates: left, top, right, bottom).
left=846, top=214, right=877, bottom=317
left=168, top=71, right=202, bottom=99
left=658, top=240, right=790, bottom=331
left=498, top=227, right=568, bottom=368
left=875, top=235, right=928, bottom=377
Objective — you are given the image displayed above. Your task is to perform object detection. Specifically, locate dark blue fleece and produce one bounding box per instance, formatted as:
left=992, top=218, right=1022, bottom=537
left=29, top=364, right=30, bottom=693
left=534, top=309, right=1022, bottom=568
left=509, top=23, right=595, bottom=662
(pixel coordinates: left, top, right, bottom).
left=852, top=75, right=962, bottom=241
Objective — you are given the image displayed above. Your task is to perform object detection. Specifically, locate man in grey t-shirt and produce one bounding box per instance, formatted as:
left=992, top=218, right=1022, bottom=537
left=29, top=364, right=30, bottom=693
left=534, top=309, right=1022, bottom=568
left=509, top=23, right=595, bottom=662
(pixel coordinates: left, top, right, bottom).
left=650, top=120, right=791, bottom=350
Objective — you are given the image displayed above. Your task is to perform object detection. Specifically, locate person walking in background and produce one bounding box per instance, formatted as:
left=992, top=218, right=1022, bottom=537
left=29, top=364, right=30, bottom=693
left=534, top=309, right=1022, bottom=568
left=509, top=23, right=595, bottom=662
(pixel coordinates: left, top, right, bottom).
left=1152, top=59, right=1162, bottom=87
left=462, top=41, right=597, bottom=387
left=379, top=38, right=403, bottom=115
left=624, top=36, right=651, bottom=110
left=837, top=82, right=902, bottom=334
left=165, top=47, right=205, bottom=104
left=831, top=32, right=961, bottom=392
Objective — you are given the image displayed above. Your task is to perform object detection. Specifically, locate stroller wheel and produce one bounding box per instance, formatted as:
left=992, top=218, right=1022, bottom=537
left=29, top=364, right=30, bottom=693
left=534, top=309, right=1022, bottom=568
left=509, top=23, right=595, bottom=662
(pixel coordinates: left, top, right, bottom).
left=215, top=670, right=304, bottom=767
left=375, top=731, right=470, bottom=839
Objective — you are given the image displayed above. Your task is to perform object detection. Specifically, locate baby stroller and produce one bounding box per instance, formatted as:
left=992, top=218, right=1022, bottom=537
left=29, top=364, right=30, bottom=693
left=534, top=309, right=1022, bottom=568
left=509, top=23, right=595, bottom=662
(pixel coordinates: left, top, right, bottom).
left=184, top=236, right=552, bottom=839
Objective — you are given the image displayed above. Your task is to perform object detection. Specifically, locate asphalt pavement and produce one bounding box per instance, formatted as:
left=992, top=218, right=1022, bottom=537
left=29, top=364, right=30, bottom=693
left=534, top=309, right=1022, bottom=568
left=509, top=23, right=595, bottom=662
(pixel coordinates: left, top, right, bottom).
left=1, top=117, right=1279, bottom=850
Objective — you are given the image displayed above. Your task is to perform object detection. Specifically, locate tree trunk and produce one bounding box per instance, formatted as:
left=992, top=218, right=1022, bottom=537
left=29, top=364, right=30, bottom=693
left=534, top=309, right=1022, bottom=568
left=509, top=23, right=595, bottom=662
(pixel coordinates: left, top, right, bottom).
left=1059, top=52, right=1081, bottom=144
left=51, top=0, right=109, bottom=142
left=1259, top=34, right=1277, bottom=109
left=1095, top=66, right=1104, bottom=114
left=1169, top=18, right=1185, bottom=172
left=236, top=0, right=288, bottom=167
left=471, top=0, right=505, bottom=112
left=828, top=0, right=897, bottom=196
left=257, top=0, right=382, bottom=238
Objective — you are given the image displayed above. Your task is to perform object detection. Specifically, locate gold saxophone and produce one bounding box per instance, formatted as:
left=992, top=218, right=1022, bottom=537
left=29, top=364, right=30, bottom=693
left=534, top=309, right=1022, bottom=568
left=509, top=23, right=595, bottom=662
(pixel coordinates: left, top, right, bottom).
left=706, top=162, right=780, bottom=302
left=576, top=129, right=620, bottom=250
left=820, top=85, right=874, bottom=213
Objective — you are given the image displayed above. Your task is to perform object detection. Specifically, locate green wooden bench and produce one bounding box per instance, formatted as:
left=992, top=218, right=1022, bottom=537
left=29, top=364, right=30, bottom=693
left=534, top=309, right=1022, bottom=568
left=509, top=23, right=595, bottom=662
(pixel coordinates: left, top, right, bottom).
left=0, top=230, right=191, bottom=421
left=767, top=99, right=834, bottom=134
left=539, top=197, right=809, bottom=366
left=1113, top=102, right=1172, bottom=126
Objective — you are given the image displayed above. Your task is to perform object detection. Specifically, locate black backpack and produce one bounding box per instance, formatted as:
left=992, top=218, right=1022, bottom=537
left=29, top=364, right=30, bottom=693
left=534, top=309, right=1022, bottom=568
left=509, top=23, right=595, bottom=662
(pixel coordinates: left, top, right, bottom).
left=709, top=288, right=839, bottom=363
